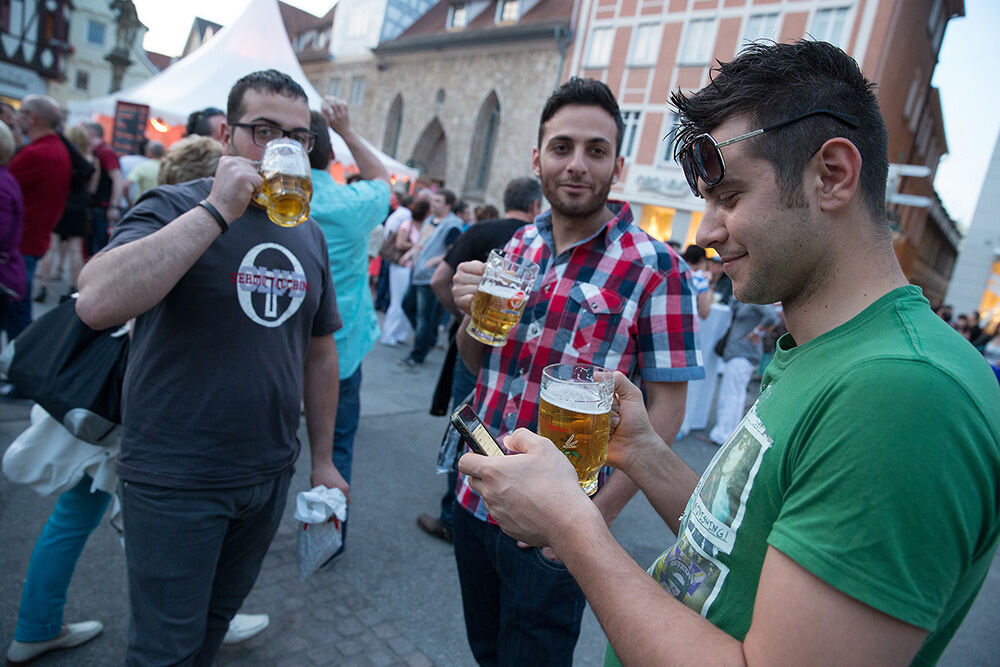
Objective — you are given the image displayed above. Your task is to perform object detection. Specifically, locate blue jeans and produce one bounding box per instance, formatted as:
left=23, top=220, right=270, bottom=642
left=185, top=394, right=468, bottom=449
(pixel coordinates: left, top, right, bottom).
left=332, top=367, right=362, bottom=550
left=3, top=254, right=37, bottom=341
left=441, top=358, right=477, bottom=528
left=120, top=471, right=290, bottom=667
left=87, top=207, right=109, bottom=257
left=453, top=507, right=586, bottom=666
left=406, top=284, right=441, bottom=363
left=14, top=475, right=111, bottom=642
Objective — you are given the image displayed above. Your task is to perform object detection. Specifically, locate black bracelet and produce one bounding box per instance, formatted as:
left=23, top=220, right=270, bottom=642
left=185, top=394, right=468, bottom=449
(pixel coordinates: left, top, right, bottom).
left=197, top=200, right=228, bottom=234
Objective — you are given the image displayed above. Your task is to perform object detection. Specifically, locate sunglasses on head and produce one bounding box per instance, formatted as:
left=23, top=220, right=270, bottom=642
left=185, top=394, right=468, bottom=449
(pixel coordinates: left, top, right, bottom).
left=676, top=109, right=860, bottom=198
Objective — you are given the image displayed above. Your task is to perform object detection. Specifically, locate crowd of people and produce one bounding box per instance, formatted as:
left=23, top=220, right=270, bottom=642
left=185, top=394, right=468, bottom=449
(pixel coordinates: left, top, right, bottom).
left=1, top=37, right=999, bottom=667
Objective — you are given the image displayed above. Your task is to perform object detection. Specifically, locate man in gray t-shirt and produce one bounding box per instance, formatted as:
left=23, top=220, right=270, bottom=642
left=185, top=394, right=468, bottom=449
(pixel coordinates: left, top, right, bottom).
left=401, top=188, right=463, bottom=366
left=76, top=70, right=346, bottom=665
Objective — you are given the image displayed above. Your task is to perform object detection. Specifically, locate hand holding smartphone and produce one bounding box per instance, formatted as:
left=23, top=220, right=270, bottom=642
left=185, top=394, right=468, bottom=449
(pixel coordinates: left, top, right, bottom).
left=450, top=403, right=505, bottom=457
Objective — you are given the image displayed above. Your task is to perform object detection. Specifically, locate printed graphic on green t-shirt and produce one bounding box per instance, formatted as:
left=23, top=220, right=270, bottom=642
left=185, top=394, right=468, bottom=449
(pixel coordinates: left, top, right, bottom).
left=649, top=404, right=772, bottom=616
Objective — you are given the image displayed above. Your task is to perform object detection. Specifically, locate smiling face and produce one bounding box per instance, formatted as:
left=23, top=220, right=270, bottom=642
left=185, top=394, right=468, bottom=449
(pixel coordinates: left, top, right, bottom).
left=694, top=116, right=831, bottom=309
left=223, top=88, right=310, bottom=162
left=532, top=104, right=624, bottom=224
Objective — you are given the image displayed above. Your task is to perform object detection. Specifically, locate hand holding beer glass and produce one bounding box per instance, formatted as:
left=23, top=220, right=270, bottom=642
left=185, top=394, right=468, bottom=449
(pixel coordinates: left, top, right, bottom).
left=537, top=363, right=614, bottom=495
left=255, top=138, right=313, bottom=227
left=466, top=249, right=539, bottom=346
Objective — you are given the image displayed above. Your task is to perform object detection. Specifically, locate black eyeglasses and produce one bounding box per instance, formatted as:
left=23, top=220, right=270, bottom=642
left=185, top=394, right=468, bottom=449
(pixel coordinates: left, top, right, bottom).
left=676, top=109, right=860, bottom=198
left=230, top=122, right=317, bottom=153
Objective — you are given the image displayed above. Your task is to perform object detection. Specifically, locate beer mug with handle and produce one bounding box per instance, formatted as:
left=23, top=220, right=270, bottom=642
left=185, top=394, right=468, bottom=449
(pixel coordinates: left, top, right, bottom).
left=255, top=138, right=313, bottom=227
left=466, top=249, right=539, bottom=346
left=537, top=363, right=614, bottom=495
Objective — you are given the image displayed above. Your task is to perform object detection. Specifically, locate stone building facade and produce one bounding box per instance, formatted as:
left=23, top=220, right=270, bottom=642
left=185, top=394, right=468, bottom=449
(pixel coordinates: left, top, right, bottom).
left=371, top=0, right=574, bottom=207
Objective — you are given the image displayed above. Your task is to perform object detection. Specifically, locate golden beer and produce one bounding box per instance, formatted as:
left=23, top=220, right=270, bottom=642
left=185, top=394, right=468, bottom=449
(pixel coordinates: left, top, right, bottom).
left=466, top=249, right=539, bottom=346
left=467, top=283, right=528, bottom=346
left=259, top=173, right=312, bottom=227
left=537, top=364, right=614, bottom=495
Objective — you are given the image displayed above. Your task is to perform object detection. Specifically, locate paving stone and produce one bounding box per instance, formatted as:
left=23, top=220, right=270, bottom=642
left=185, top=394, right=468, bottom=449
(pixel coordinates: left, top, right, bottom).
left=403, top=651, right=434, bottom=667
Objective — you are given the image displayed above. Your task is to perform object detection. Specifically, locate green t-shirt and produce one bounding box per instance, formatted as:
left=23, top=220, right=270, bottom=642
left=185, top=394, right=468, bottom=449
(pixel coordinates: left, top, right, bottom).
left=607, top=286, right=1000, bottom=666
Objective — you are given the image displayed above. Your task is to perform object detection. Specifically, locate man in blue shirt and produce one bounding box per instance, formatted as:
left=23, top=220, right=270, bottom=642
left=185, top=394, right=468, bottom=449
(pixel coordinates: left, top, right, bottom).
left=309, top=98, right=391, bottom=552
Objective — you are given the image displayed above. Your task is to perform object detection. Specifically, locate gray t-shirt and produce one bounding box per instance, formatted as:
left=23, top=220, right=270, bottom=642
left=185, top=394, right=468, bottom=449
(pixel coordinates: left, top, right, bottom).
left=107, top=178, right=341, bottom=489
left=411, top=213, right=463, bottom=285
left=721, top=300, right=779, bottom=364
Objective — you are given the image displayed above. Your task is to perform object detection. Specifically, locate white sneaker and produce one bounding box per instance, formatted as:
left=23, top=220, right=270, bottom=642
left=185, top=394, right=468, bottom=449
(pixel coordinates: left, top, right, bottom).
left=222, top=613, right=270, bottom=645
left=6, top=620, right=103, bottom=664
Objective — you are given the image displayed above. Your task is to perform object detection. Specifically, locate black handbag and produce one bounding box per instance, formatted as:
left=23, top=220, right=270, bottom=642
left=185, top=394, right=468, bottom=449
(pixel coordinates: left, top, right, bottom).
left=2, top=298, right=128, bottom=445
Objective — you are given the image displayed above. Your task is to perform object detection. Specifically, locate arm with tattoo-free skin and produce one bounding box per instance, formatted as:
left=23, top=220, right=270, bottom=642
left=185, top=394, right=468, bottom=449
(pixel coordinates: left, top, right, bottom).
left=303, top=334, right=349, bottom=499
left=75, top=155, right=262, bottom=330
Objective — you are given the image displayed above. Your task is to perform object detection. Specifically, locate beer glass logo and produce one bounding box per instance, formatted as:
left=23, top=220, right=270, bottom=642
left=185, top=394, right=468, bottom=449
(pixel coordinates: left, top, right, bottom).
left=234, top=242, right=309, bottom=327
left=507, top=290, right=527, bottom=311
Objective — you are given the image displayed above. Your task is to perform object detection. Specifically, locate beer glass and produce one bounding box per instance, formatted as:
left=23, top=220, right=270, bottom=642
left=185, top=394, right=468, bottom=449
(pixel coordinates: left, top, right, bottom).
left=255, top=138, right=313, bottom=227
left=466, top=249, right=539, bottom=346
left=538, top=363, right=614, bottom=495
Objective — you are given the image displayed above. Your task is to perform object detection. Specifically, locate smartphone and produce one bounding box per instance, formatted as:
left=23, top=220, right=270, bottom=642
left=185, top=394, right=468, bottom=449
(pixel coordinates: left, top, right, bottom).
left=450, top=403, right=505, bottom=457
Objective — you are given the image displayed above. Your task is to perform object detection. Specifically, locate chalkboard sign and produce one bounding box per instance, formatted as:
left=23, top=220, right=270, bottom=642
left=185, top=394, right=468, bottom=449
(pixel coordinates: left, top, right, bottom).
left=111, top=101, right=149, bottom=156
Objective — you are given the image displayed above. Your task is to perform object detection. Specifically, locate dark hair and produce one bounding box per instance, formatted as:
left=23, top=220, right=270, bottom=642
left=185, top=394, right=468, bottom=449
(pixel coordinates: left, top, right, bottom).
left=475, top=205, right=500, bottom=221
left=309, top=110, right=331, bottom=169
left=397, top=193, right=414, bottom=208
left=227, top=70, right=307, bottom=125
left=682, top=244, right=707, bottom=265
left=671, top=40, right=889, bottom=224
left=410, top=199, right=431, bottom=222
left=437, top=188, right=456, bottom=208
left=185, top=106, right=225, bottom=137
left=453, top=199, right=469, bottom=215
left=503, top=176, right=542, bottom=213
left=539, top=77, right=625, bottom=156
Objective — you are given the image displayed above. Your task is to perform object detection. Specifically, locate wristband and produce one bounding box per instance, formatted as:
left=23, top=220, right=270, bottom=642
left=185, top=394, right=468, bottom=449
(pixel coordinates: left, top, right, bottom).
left=197, top=200, right=228, bottom=234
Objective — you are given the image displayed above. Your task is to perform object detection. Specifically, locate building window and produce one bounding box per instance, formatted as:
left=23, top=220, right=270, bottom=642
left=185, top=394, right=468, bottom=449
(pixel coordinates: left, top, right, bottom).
left=464, top=91, right=501, bottom=195
left=498, top=0, right=519, bottom=23
left=629, top=24, right=660, bottom=67
left=87, top=20, right=106, bottom=46
left=75, top=70, right=89, bottom=92
left=928, top=0, right=946, bottom=53
left=658, top=112, right=681, bottom=165
left=448, top=3, right=467, bottom=29
left=809, top=7, right=850, bottom=47
left=621, top=110, right=641, bottom=159
left=383, top=94, right=403, bottom=158
left=350, top=77, right=366, bottom=104
left=328, top=78, right=342, bottom=97
left=587, top=27, right=613, bottom=67
left=679, top=18, right=716, bottom=65
left=742, top=13, right=779, bottom=45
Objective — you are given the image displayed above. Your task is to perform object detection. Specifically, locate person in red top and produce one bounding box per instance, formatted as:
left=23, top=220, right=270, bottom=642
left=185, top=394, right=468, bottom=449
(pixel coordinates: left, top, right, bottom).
left=5, top=95, right=71, bottom=340
left=83, top=122, right=124, bottom=257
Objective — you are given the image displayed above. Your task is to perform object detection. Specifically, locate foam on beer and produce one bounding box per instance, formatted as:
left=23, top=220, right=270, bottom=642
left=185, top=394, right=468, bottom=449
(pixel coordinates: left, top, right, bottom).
left=539, top=382, right=609, bottom=415
left=479, top=282, right=521, bottom=299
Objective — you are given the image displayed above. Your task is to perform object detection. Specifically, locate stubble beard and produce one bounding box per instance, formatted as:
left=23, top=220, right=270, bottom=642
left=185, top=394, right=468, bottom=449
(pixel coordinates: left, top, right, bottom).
left=544, top=175, right=613, bottom=221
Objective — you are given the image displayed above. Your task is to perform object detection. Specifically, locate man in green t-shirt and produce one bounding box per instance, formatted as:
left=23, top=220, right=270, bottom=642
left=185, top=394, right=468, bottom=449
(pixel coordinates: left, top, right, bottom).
left=457, top=40, right=1000, bottom=665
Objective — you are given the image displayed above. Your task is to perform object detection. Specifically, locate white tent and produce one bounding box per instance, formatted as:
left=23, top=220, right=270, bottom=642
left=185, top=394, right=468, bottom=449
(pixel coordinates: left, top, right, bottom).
left=67, top=0, right=417, bottom=180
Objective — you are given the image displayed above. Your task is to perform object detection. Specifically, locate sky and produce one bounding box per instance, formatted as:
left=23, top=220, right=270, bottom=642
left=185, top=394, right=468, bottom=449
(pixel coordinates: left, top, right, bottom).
left=134, top=0, right=999, bottom=228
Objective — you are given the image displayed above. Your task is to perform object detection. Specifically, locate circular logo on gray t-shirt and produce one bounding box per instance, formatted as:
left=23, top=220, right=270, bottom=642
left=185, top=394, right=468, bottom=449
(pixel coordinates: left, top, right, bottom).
left=235, top=242, right=308, bottom=327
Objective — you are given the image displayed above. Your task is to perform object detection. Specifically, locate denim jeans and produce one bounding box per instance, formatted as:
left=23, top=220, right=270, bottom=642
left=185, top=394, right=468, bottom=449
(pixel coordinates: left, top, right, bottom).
left=120, top=471, right=290, bottom=667
left=87, top=206, right=109, bottom=257
left=332, top=366, right=362, bottom=550
left=440, top=358, right=478, bottom=528
left=453, top=507, right=586, bottom=666
left=3, top=254, right=37, bottom=341
left=14, top=475, right=111, bottom=642
left=407, top=284, right=442, bottom=363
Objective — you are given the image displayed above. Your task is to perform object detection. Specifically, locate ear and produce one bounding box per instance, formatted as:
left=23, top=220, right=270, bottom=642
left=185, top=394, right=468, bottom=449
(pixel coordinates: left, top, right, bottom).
left=220, top=121, right=233, bottom=156
left=612, top=154, right=625, bottom=185
left=813, top=137, right=861, bottom=213
left=531, top=146, right=540, bottom=178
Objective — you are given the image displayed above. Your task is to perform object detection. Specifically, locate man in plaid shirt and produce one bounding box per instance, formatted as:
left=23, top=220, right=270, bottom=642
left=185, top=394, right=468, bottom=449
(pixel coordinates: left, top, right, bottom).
left=450, top=78, right=704, bottom=664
